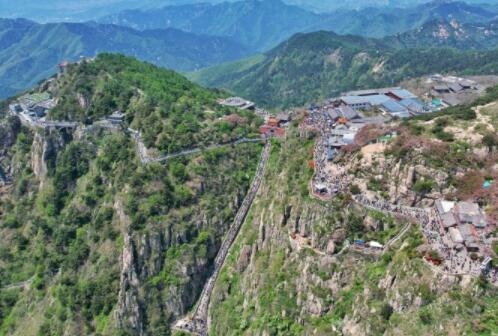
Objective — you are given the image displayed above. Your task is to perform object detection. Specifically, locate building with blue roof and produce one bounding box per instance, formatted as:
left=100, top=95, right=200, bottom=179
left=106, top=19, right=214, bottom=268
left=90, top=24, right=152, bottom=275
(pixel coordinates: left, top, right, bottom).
left=388, top=88, right=418, bottom=100
left=327, top=148, right=336, bottom=161
left=399, top=98, right=427, bottom=114
left=340, top=95, right=391, bottom=111
left=337, top=87, right=428, bottom=118
left=380, top=100, right=410, bottom=118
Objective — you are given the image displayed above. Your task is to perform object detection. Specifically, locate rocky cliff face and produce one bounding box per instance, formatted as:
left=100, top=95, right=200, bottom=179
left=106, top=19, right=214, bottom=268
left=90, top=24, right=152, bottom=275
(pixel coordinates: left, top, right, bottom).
left=347, top=152, right=452, bottom=207
left=116, top=234, right=145, bottom=335
left=0, top=113, right=262, bottom=335
left=0, top=116, right=21, bottom=184
left=208, top=132, right=497, bottom=336
left=30, top=129, right=67, bottom=183
left=112, top=190, right=245, bottom=333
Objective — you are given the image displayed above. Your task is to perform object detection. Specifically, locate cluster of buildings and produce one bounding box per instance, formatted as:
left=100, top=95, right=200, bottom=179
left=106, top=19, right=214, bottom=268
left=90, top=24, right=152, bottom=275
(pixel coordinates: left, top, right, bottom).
left=259, top=112, right=290, bottom=138
left=306, top=100, right=392, bottom=161
left=429, top=75, right=480, bottom=107
left=217, top=96, right=290, bottom=138
left=336, top=87, right=432, bottom=118
left=435, top=199, right=488, bottom=252
left=8, top=91, right=127, bottom=132
left=9, top=92, right=56, bottom=121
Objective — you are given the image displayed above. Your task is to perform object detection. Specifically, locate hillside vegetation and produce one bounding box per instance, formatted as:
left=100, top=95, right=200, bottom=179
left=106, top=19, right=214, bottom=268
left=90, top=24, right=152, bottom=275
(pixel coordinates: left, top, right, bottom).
left=47, top=54, right=261, bottom=153
left=0, top=54, right=263, bottom=335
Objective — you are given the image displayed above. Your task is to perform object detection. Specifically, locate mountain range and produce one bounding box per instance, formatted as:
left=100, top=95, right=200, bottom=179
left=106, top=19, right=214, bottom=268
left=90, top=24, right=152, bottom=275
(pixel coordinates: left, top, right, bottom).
left=0, top=19, right=251, bottom=99
left=2, top=0, right=498, bottom=99
left=0, top=0, right=213, bottom=22
left=386, top=18, right=498, bottom=50
left=101, top=0, right=498, bottom=50
left=101, top=0, right=318, bottom=51
left=190, top=30, right=498, bottom=108
left=3, top=0, right=498, bottom=22
left=286, top=0, right=498, bottom=12
left=1, top=2, right=498, bottom=336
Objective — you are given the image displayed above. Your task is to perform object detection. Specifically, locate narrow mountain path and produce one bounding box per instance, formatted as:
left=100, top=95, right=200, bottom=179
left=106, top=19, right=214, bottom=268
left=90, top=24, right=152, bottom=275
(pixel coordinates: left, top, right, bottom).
left=1, top=276, right=35, bottom=290
left=129, top=128, right=262, bottom=164
left=384, top=222, right=412, bottom=251
left=152, top=138, right=263, bottom=163
left=173, top=141, right=271, bottom=336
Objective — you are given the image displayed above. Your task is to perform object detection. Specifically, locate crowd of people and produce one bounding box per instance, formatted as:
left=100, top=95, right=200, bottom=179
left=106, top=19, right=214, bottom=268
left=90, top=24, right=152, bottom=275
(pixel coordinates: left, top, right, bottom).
left=428, top=211, right=491, bottom=277
left=302, top=109, right=498, bottom=284
left=306, top=110, right=351, bottom=198
left=353, top=194, right=429, bottom=223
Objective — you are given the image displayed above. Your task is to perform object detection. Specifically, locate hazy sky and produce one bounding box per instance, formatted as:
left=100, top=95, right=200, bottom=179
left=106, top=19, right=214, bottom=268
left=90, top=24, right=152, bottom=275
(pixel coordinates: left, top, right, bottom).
left=0, top=0, right=496, bottom=21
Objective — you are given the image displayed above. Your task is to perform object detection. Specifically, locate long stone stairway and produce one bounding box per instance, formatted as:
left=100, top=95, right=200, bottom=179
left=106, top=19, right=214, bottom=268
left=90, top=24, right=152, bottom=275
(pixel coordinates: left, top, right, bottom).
left=173, top=141, right=271, bottom=336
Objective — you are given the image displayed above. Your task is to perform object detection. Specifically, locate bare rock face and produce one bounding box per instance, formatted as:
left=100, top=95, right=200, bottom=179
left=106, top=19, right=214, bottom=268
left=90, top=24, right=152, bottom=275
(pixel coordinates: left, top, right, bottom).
left=342, top=316, right=363, bottom=336
left=305, top=292, right=324, bottom=315
left=405, top=166, right=415, bottom=190
left=332, top=228, right=347, bottom=242
left=416, top=244, right=431, bottom=256
left=364, top=215, right=377, bottom=231
left=31, top=130, right=66, bottom=184
left=473, top=147, right=488, bottom=160
left=379, top=273, right=396, bottom=290
left=237, top=245, right=252, bottom=272
left=77, top=92, right=88, bottom=109
left=31, top=133, right=48, bottom=181
left=326, top=240, right=336, bottom=255
left=0, top=116, right=21, bottom=184
left=115, top=234, right=145, bottom=335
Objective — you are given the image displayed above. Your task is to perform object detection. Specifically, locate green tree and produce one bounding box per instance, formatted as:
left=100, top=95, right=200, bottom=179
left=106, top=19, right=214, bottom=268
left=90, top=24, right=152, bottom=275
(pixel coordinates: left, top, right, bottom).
left=482, top=133, right=497, bottom=151
left=413, top=179, right=434, bottom=195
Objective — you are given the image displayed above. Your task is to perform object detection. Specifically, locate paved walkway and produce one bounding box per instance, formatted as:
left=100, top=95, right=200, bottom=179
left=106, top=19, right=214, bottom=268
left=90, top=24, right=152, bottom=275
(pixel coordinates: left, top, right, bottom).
left=153, top=138, right=263, bottom=163
left=173, top=141, right=271, bottom=336
left=12, top=111, right=78, bottom=129
left=129, top=128, right=262, bottom=164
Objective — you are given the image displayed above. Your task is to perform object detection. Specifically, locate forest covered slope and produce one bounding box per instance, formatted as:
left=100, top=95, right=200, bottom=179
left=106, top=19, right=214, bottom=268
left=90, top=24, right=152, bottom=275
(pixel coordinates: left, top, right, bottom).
left=0, top=54, right=264, bottom=335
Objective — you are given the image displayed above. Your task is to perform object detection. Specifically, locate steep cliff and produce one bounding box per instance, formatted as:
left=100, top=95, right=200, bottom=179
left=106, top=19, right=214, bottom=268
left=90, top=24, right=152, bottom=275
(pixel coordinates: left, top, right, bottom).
left=0, top=116, right=21, bottom=185
left=209, top=127, right=498, bottom=335
left=30, top=128, right=69, bottom=185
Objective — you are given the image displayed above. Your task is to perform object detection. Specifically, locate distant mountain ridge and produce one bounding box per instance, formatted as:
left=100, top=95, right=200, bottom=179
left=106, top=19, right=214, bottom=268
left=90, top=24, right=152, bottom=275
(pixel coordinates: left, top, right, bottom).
left=2, top=0, right=498, bottom=99
left=313, top=0, right=498, bottom=38
left=286, top=0, right=498, bottom=12
left=2, top=0, right=498, bottom=22
left=0, top=18, right=251, bottom=99
left=101, top=0, right=319, bottom=51
left=189, top=30, right=498, bottom=108
left=101, top=0, right=498, bottom=50
left=386, top=18, right=498, bottom=50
